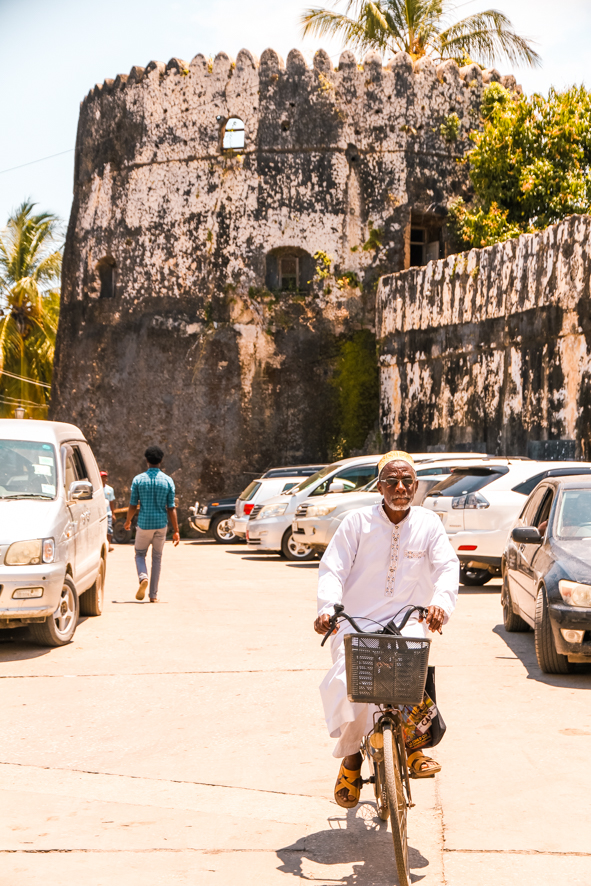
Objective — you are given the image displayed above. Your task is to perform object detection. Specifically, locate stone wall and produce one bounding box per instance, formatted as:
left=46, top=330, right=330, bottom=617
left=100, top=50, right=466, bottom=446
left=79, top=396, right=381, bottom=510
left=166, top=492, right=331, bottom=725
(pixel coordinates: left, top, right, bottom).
left=377, top=215, right=591, bottom=458
left=50, top=45, right=513, bottom=515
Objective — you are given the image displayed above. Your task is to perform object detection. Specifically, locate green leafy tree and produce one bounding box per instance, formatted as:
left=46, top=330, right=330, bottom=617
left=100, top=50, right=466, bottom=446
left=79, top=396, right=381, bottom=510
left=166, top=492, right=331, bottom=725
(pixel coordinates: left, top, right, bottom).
left=0, top=202, right=62, bottom=418
left=450, top=83, right=591, bottom=248
left=301, top=0, right=540, bottom=68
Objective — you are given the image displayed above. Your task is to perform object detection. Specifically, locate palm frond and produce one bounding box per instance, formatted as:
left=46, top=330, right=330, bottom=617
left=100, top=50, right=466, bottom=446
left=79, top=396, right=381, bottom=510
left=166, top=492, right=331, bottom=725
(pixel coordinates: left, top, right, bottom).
left=438, top=10, right=541, bottom=68
left=301, top=6, right=392, bottom=53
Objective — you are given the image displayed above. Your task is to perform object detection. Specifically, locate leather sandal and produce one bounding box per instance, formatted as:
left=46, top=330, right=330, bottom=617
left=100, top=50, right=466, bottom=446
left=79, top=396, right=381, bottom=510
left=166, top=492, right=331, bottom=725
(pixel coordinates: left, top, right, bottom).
left=334, top=761, right=362, bottom=808
left=407, top=750, right=441, bottom=779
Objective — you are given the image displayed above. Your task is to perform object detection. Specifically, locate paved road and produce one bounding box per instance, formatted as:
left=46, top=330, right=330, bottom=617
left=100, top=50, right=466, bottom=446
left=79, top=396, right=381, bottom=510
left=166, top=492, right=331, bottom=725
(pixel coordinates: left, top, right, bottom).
left=1, top=541, right=590, bottom=885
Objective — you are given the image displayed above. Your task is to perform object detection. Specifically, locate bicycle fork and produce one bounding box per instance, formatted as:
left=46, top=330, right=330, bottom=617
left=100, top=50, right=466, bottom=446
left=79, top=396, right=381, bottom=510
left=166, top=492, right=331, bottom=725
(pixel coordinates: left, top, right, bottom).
left=363, top=708, right=414, bottom=809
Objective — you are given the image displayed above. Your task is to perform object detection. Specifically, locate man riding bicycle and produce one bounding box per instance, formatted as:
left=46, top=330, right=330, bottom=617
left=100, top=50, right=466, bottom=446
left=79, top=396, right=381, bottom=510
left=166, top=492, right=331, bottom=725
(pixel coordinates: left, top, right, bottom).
left=314, top=450, right=459, bottom=808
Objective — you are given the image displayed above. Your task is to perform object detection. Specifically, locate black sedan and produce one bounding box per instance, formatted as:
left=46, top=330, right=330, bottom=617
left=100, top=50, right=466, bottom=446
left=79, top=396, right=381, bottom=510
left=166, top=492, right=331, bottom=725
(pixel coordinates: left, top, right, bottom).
left=502, top=476, right=591, bottom=673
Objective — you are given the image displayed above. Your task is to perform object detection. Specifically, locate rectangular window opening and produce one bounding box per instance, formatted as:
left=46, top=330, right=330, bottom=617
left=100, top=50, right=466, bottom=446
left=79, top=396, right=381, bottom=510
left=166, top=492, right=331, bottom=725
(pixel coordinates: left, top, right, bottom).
left=280, top=256, right=299, bottom=291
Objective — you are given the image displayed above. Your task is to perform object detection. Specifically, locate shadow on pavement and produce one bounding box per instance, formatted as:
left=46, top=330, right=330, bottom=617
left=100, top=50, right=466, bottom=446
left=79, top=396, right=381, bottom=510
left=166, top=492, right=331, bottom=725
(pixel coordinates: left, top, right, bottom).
left=286, top=562, right=320, bottom=569
left=493, top=623, right=591, bottom=686
left=276, top=801, right=429, bottom=884
left=0, top=632, right=53, bottom=661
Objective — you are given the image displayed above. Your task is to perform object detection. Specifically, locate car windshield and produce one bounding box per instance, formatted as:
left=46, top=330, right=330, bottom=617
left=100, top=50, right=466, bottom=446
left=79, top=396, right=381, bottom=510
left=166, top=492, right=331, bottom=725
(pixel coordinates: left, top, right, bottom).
left=426, top=468, right=508, bottom=498
left=555, top=489, right=591, bottom=539
left=290, top=464, right=339, bottom=494
left=0, top=440, right=58, bottom=499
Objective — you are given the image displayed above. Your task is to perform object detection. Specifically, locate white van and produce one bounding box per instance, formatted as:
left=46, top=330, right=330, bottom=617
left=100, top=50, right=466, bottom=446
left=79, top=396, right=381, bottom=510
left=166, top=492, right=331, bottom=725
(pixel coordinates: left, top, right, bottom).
left=0, top=420, right=108, bottom=646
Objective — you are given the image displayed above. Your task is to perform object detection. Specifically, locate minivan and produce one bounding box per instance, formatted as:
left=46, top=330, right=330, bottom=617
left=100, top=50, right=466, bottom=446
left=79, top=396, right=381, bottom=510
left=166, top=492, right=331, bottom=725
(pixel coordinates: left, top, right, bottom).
left=0, top=420, right=108, bottom=646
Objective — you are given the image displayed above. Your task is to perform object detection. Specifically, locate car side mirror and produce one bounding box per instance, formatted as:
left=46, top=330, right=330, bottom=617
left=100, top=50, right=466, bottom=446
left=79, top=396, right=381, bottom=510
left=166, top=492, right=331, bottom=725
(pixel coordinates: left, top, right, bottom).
left=68, top=480, right=93, bottom=501
left=329, top=480, right=346, bottom=493
left=512, top=526, right=543, bottom=545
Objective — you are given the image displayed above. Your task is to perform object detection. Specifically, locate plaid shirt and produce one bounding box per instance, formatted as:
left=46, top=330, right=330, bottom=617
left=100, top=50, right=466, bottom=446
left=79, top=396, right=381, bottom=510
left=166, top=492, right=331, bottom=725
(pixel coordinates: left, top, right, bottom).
left=130, top=468, right=175, bottom=530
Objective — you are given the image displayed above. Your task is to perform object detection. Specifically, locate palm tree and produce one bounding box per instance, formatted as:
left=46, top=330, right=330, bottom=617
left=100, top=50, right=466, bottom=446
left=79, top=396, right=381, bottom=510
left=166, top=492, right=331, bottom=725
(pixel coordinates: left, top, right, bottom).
left=0, top=201, right=62, bottom=419
left=301, top=0, right=540, bottom=68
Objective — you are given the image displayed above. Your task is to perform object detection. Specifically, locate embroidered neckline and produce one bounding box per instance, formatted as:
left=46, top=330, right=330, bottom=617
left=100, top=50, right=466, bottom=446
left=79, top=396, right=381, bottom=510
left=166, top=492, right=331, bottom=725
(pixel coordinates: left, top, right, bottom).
left=379, top=502, right=412, bottom=529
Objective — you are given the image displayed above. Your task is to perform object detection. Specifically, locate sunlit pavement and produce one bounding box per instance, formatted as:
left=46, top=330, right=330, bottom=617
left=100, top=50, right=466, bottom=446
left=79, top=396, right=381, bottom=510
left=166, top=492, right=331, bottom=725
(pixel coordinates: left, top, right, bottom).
left=1, top=541, right=590, bottom=885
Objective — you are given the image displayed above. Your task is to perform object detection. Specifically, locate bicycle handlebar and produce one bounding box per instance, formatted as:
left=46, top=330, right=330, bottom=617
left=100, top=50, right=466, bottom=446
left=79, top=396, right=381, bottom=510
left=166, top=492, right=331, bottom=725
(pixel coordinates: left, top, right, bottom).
left=320, top=603, right=430, bottom=646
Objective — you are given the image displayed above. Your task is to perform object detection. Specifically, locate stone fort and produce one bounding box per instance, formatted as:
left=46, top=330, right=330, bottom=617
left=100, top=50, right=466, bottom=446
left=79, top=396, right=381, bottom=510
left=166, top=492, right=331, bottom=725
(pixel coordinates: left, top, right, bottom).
left=51, top=46, right=519, bottom=513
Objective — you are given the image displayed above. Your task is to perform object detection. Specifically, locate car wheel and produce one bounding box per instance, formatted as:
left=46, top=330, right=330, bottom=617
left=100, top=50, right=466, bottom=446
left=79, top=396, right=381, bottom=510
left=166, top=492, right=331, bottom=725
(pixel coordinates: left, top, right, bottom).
left=501, top=573, right=529, bottom=632
left=460, top=566, right=493, bottom=586
left=211, top=513, right=238, bottom=544
left=534, top=586, right=574, bottom=674
left=113, top=519, right=133, bottom=544
left=80, top=558, right=105, bottom=617
left=28, top=577, right=79, bottom=647
left=281, top=529, right=316, bottom=561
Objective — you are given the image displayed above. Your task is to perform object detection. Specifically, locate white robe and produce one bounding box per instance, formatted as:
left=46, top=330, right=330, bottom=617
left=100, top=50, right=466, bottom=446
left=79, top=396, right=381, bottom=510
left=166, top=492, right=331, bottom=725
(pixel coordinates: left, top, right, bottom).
left=318, top=503, right=459, bottom=756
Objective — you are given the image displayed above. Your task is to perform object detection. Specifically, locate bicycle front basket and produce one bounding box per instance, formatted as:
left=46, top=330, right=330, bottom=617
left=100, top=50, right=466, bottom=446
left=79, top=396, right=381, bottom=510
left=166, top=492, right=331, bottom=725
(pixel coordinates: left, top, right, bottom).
left=344, top=632, right=431, bottom=706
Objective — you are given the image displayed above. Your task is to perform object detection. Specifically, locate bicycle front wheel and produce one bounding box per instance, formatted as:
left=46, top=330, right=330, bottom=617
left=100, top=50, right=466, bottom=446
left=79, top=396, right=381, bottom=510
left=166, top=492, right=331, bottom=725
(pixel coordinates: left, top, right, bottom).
left=383, top=722, right=410, bottom=886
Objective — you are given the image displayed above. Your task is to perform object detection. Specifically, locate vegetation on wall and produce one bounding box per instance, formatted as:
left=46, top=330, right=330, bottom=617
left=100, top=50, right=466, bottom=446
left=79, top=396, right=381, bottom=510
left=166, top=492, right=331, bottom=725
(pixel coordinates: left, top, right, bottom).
left=330, top=329, right=379, bottom=458
left=450, top=83, right=591, bottom=248
left=0, top=202, right=62, bottom=418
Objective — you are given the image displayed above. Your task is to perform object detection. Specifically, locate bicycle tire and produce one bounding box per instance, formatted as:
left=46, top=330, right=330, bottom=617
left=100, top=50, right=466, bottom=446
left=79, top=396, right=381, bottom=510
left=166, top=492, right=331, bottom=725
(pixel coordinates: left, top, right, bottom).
left=383, top=722, right=410, bottom=886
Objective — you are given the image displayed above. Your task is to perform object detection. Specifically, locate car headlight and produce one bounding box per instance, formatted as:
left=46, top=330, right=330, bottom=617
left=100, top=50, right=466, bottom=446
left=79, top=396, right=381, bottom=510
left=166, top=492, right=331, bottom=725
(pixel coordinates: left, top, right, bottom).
left=42, top=538, right=55, bottom=563
left=559, top=580, right=591, bottom=607
left=258, top=504, right=288, bottom=519
left=5, top=539, right=42, bottom=566
left=306, top=505, right=336, bottom=518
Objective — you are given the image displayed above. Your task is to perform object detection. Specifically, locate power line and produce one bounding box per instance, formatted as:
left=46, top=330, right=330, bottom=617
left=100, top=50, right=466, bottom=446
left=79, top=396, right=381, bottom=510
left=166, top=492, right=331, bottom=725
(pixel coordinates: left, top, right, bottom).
left=0, top=394, right=49, bottom=408
left=0, top=149, right=75, bottom=176
left=0, top=369, right=52, bottom=388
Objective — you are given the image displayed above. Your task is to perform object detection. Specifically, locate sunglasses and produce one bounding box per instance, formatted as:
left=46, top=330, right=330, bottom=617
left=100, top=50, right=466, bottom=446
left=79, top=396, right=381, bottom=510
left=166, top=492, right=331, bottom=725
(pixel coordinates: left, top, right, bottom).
left=380, top=475, right=415, bottom=489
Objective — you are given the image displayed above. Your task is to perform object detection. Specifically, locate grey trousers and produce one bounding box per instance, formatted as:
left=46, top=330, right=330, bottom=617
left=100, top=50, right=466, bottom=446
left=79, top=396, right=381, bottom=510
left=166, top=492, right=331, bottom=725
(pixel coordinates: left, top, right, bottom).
left=134, top=527, right=167, bottom=600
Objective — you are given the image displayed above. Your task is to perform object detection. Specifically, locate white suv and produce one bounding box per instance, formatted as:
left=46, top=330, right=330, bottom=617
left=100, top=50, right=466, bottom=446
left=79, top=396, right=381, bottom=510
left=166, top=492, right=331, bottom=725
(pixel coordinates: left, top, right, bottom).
left=232, top=476, right=303, bottom=540
left=246, top=456, right=381, bottom=560
left=422, top=460, right=591, bottom=585
left=292, top=456, right=493, bottom=553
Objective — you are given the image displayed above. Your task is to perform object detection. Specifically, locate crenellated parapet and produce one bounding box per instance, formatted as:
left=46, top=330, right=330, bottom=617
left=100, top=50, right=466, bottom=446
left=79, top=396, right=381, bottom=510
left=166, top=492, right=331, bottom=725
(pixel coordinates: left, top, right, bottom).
left=76, top=48, right=519, bottom=183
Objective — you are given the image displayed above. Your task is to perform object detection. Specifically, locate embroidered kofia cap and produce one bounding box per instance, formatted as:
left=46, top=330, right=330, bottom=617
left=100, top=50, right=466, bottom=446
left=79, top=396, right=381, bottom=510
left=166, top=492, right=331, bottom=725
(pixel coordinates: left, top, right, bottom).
left=377, top=450, right=415, bottom=474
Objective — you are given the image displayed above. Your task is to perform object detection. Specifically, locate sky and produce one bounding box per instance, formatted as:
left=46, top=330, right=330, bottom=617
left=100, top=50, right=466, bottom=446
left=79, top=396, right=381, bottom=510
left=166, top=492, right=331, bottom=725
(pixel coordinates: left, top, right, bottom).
left=1, top=0, right=590, bottom=228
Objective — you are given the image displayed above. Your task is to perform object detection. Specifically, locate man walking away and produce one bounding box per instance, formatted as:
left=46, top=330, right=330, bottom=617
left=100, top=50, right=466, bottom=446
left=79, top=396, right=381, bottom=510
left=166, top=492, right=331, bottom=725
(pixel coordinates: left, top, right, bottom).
left=100, top=470, right=115, bottom=552
left=124, top=446, right=180, bottom=602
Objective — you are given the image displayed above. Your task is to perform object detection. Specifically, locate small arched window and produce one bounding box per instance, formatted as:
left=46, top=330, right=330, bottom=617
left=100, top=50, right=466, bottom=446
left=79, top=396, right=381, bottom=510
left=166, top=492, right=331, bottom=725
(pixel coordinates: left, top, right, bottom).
left=265, top=247, right=314, bottom=294
left=96, top=256, right=117, bottom=299
left=222, top=117, right=245, bottom=151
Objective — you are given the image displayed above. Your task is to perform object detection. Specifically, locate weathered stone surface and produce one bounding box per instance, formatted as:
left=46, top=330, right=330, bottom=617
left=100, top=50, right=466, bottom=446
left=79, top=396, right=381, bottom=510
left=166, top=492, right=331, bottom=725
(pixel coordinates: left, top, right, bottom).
left=51, top=47, right=495, bottom=515
left=377, top=215, right=591, bottom=457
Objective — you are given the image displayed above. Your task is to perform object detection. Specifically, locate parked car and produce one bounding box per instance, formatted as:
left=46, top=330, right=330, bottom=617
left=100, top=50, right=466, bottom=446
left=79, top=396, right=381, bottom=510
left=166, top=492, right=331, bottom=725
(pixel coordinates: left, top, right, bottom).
left=0, top=420, right=108, bottom=647
left=293, top=457, right=493, bottom=553
left=502, top=475, right=591, bottom=673
left=423, top=460, right=591, bottom=585
left=247, top=456, right=382, bottom=560
left=188, top=465, right=326, bottom=544
left=232, top=476, right=304, bottom=540
left=189, top=494, right=241, bottom=543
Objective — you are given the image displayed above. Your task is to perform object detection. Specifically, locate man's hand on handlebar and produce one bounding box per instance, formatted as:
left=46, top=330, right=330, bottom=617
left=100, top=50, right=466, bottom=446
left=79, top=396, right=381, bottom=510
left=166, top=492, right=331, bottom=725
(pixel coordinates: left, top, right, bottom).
left=314, top=613, right=337, bottom=635
left=420, top=605, right=445, bottom=634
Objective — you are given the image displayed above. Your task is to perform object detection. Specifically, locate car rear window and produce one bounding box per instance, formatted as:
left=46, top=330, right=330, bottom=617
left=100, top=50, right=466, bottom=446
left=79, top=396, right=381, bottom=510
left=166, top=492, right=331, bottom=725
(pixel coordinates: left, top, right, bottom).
left=427, top=467, right=508, bottom=498
left=239, top=481, right=261, bottom=501
left=262, top=466, right=325, bottom=478
left=513, top=468, right=591, bottom=496
left=416, top=467, right=451, bottom=477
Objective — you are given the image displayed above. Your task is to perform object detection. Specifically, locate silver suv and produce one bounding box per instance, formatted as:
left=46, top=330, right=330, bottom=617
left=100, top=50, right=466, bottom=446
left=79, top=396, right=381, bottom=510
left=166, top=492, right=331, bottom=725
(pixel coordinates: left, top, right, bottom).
left=0, top=420, right=108, bottom=646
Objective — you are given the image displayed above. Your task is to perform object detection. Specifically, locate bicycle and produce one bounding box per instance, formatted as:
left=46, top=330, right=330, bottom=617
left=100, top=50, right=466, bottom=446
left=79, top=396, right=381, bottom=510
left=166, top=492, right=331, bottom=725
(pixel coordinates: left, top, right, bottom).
left=320, top=602, right=432, bottom=886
